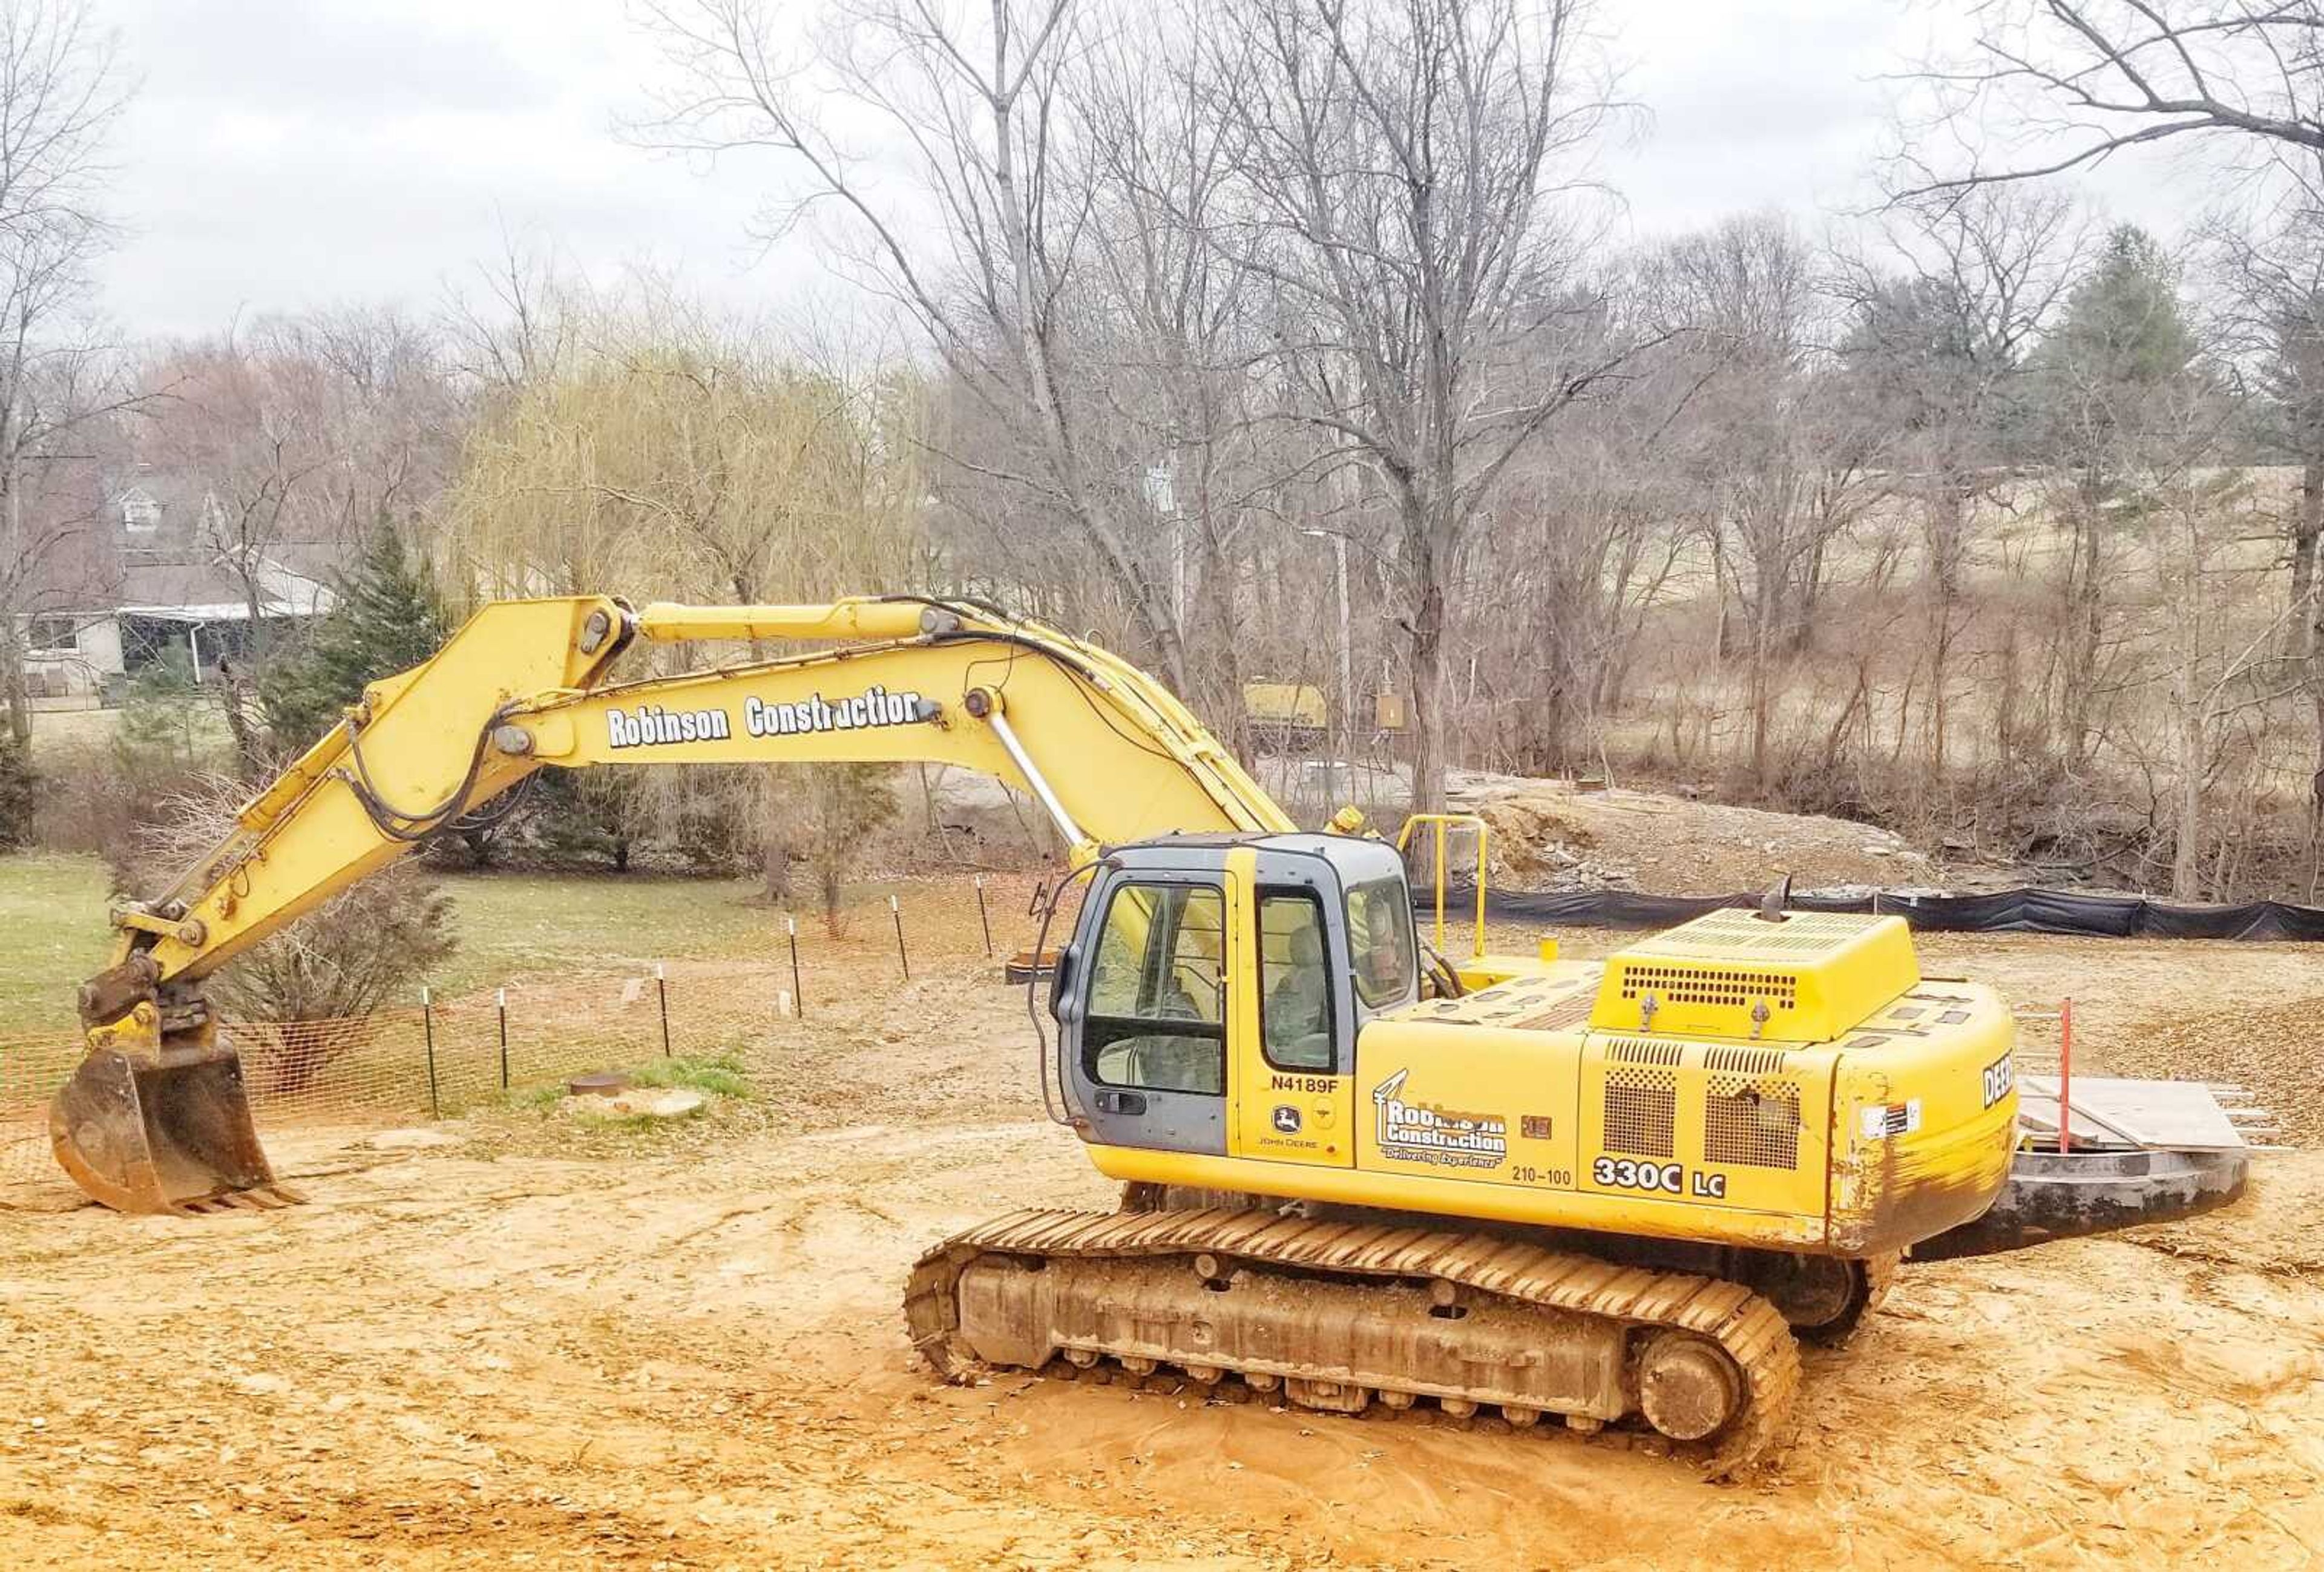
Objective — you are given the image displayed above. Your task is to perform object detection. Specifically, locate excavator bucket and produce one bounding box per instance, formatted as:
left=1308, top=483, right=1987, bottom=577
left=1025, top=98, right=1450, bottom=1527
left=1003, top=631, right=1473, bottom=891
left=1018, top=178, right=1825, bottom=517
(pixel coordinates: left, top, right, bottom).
left=48, top=1042, right=301, bottom=1215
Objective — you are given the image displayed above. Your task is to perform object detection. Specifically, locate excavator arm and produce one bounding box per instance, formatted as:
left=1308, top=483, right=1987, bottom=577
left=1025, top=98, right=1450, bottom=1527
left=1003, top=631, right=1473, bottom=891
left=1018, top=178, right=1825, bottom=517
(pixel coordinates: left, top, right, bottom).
left=56, top=593, right=1295, bottom=1214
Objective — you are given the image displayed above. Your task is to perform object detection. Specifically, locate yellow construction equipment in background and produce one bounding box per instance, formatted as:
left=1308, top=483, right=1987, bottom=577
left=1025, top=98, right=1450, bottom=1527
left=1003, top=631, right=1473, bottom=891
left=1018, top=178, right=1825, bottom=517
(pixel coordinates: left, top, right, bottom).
left=54, top=594, right=2018, bottom=1472
left=1242, top=679, right=1405, bottom=752
left=1242, top=680, right=1330, bottom=751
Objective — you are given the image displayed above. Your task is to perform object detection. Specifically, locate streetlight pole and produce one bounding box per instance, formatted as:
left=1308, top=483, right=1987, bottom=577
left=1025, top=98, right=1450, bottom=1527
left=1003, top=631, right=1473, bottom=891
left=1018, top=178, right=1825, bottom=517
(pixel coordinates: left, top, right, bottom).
left=1301, top=528, right=1351, bottom=781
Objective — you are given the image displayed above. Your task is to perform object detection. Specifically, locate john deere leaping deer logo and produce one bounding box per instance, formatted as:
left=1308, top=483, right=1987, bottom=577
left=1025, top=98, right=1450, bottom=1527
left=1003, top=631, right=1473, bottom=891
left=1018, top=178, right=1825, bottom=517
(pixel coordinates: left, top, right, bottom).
left=1371, top=1068, right=1506, bottom=1169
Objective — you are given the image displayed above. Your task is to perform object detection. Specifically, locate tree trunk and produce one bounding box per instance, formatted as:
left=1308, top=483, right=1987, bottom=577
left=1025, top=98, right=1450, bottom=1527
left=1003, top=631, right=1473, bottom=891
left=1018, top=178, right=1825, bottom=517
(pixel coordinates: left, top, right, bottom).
left=1531, top=668, right=1572, bottom=780
left=2172, top=698, right=2205, bottom=901
left=1749, top=619, right=1774, bottom=797
left=1747, top=534, right=1781, bottom=796
left=1407, top=534, right=1448, bottom=815
left=2311, top=569, right=2324, bottom=889
left=1188, top=530, right=1244, bottom=754
left=0, top=626, right=28, bottom=752
left=2291, top=458, right=2323, bottom=660
left=219, top=666, right=266, bottom=781
left=2062, top=479, right=2106, bottom=770
left=1925, top=482, right=1967, bottom=785
left=1994, top=622, right=2020, bottom=765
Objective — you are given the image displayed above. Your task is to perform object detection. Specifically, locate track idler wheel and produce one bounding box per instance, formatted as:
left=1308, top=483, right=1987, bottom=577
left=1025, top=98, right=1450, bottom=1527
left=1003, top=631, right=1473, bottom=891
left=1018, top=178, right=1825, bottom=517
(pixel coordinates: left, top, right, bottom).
left=1635, top=1332, right=1743, bottom=1442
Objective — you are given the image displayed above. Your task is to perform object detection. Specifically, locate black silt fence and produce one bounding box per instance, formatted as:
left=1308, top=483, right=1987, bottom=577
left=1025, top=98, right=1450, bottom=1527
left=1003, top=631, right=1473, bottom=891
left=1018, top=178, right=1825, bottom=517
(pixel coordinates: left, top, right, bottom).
left=1439, top=883, right=2324, bottom=941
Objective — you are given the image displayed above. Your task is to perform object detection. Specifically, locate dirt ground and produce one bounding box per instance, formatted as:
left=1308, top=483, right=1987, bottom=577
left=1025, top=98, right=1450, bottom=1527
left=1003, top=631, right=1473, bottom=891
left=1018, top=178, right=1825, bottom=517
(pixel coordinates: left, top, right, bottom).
left=1452, top=776, right=1937, bottom=892
left=4, top=918, right=2323, bottom=1570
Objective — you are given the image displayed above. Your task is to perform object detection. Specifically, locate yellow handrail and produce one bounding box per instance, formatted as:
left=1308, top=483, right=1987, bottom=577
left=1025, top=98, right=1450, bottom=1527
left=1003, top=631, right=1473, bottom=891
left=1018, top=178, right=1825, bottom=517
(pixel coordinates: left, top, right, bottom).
left=1394, top=812, right=1489, bottom=959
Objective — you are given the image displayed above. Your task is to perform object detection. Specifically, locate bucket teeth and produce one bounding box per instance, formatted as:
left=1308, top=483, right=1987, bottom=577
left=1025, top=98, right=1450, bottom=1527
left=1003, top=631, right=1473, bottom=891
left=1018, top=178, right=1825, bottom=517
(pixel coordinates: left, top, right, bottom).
left=171, top=1184, right=306, bottom=1217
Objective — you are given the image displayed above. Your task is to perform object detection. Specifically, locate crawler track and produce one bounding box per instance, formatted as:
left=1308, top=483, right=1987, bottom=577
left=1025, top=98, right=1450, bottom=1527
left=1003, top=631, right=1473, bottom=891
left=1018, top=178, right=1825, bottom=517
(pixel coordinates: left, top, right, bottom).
left=904, top=1208, right=1801, bottom=1477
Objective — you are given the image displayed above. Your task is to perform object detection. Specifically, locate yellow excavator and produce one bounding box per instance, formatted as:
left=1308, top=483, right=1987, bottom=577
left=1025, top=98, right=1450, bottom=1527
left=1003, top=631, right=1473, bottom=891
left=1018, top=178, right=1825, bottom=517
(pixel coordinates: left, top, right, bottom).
left=52, top=594, right=2019, bottom=1473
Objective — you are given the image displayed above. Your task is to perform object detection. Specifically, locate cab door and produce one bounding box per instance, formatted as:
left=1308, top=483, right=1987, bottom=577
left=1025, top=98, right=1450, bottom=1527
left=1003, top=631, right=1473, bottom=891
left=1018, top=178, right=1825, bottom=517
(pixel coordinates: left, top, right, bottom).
left=1065, top=867, right=1232, bottom=1157
left=1227, top=846, right=1356, bottom=1167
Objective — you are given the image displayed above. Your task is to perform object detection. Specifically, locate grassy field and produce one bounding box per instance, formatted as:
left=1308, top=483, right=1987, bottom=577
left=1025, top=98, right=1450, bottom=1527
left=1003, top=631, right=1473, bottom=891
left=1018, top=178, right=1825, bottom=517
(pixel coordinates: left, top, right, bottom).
left=26, top=704, right=120, bottom=748
left=0, top=854, right=116, bottom=1036
left=423, top=869, right=789, bottom=992
left=0, top=852, right=932, bottom=1037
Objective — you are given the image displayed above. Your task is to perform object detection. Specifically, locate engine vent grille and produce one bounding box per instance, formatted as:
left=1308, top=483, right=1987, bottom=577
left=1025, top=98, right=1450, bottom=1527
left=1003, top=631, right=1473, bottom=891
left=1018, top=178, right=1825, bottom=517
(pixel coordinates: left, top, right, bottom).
left=1704, top=1046, right=1787, bottom=1076
left=1603, top=1068, right=1676, bottom=1158
left=1618, top=963, right=1798, bottom=1011
left=1511, top=988, right=1597, bottom=1031
left=1704, top=1079, right=1801, bottom=1168
left=1652, top=911, right=1868, bottom=955
left=1604, top=1036, right=1685, bottom=1067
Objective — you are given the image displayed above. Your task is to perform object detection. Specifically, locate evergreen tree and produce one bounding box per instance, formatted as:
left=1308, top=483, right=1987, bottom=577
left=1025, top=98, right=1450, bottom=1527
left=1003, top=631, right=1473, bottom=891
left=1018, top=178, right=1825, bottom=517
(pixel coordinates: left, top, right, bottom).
left=2031, top=225, right=2206, bottom=768
left=0, top=725, right=34, bottom=847
left=260, top=528, right=452, bottom=751
left=2034, top=225, right=2199, bottom=459
left=116, top=646, right=208, bottom=767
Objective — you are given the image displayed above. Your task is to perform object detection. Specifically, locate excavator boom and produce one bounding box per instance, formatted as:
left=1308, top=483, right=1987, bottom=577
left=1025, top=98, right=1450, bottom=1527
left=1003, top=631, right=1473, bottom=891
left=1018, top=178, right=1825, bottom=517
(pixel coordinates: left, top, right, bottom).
left=53, top=593, right=1292, bottom=1214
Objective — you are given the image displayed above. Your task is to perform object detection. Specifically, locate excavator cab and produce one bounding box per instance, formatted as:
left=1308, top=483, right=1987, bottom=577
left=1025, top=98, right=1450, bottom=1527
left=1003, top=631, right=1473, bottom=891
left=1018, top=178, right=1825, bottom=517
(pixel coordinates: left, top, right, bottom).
left=1051, top=834, right=1417, bottom=1164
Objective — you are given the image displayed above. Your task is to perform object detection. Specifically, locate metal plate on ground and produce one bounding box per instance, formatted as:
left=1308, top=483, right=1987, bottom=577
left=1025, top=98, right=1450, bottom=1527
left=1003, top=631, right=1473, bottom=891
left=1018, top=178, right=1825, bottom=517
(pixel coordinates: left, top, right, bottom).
left=1917, top=1143, right=2250, bottom=1258
left=2014, top=1076, right=2249, bottom=1152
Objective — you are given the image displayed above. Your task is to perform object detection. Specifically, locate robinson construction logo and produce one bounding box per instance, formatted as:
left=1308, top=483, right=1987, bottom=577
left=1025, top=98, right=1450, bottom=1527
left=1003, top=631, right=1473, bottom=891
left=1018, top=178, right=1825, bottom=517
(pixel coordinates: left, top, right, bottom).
left=605, top=686, right=930, bottom=751
left=1371, top=1068, right=1508, bottom=1169
left=604, top=703, right=733, bottom=748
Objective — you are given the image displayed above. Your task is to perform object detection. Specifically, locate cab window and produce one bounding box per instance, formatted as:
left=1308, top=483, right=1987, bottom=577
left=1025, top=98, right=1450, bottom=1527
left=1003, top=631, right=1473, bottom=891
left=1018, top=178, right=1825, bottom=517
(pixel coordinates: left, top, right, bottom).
left=1259, top=890, right=1334, bottom=1072
left=1346, top=876, right=1417, bottom=1008
left=1085, top=881, right=1226, bottom=1095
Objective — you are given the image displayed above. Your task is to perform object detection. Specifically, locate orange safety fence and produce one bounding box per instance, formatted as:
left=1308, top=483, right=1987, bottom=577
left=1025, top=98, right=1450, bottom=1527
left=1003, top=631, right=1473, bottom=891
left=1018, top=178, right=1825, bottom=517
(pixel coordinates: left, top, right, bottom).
left=0, top=870, right=1069, bottom=1188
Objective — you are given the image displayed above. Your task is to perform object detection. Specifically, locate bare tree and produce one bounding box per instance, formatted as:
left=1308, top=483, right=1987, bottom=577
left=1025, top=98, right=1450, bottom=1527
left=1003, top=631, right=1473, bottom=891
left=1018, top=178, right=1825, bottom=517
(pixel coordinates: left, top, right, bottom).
left=1641, top=214, right=1879, bottom=795
left=1210, top=0, right=1641, bottom=811
left=1055, top=22, right=1284, bottom=731
left=0, top=0, right=131, bottom=754
left=2204, top=206, right=2324, bottom=860
left=632, top=0, right=1207, bottom=695
left=1487, top=421, right=1686, bottom=778
left=441, top=227, right=582, bottom=398
left=1836, top=188, right=2086, bottom=780
left=283, top=306, right=463, bottom=544
left=2207, top=212, right=2324, bottom=650
left=1897, top=0, right=2324, bottom=195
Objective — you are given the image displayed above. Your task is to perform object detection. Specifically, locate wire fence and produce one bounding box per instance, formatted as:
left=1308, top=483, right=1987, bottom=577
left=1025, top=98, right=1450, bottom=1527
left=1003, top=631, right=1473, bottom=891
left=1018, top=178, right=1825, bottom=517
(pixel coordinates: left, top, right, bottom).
left=0, top=872, right=1050, bottom=1189
left=0, top=964, right=808, bottom=1184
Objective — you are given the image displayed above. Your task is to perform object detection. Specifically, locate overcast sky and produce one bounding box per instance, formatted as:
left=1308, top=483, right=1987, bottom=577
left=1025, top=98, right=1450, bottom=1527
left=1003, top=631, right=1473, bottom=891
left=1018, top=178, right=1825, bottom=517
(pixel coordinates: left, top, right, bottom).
left=91, top=0, right=2211, bottom=342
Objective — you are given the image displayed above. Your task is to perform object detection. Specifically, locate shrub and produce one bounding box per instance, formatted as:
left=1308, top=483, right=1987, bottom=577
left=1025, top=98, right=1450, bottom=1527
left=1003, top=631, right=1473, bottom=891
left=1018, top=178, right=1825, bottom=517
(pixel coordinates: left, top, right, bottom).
left=127, top=772, right=459, bottom=1093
